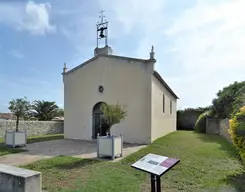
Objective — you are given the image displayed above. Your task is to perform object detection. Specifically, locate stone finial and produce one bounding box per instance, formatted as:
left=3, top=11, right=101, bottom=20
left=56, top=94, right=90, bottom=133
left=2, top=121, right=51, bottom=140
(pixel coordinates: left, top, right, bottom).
left=150, top=45, right=155, bottom=60
left=63, top=62, right=67, bottom=73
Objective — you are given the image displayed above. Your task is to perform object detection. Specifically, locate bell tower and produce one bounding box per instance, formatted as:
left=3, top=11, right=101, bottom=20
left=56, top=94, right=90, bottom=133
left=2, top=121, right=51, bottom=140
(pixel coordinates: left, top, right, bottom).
left=96, top=10, right=108, bottom=47
left=94, top=10, right=113, bottom=56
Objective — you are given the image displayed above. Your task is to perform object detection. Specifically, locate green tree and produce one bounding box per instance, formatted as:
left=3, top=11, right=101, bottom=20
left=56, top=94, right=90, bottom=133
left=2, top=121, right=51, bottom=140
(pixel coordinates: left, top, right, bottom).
left=231, top=86, right=245, bottom=117
left=53, top=108, right=64, bottom=117
left=32, top=100, right=59, bottom=121
left=229, top=106, right=245, bottom=163
left=8, top=97, right=31, bottom=132
left=101, top=103, right=127, bottom=136
left=212, top=81, right=245, bottom=118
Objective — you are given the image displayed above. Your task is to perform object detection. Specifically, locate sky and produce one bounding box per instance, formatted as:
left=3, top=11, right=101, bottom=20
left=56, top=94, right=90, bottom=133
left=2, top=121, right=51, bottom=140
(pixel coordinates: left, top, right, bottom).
left=0, top=0, right=245, bottom=112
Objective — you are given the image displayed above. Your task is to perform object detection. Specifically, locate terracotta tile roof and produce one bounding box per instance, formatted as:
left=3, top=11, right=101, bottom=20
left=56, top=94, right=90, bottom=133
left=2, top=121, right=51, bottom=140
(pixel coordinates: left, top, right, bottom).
left=0, top=113, right=16, bottom=120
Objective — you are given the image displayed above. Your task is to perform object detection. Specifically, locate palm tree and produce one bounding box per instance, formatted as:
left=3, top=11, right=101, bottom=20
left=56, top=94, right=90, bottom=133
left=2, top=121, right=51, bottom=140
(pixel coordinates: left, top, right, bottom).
left=32, top=100, right=59, bottom=121
left=8, top=97, right=31, bottom=132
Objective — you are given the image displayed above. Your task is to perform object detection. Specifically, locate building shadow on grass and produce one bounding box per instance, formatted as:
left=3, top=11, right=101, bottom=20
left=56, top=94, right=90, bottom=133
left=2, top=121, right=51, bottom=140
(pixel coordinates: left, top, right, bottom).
left=195, top=133, right=239, bottom=158
left=224, top=170, right=245, bottom=192
left=195, top=133, right=245, bottom=192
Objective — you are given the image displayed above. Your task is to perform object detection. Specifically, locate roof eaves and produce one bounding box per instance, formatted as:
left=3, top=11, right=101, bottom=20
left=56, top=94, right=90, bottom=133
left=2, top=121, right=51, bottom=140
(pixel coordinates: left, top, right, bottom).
left=63, top=54, right=153, bottom=76
left=64, top=55, right=100, bottom=75
left=153, top=71, right=179, bottom=99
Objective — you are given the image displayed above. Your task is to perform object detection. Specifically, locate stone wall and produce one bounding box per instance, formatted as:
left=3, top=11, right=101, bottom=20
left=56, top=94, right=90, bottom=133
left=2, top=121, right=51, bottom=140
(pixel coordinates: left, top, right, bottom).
left=0, top=120, right=64, bottom=137
left=206, top=118, right=232, bottom=142
left=219, top=119, right=232, bottom=142
left=206, top=118, right=220, bottom=134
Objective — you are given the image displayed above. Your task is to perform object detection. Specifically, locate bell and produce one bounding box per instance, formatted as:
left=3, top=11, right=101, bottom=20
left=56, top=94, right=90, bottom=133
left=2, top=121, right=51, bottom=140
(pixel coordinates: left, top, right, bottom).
left=99, top=29, right=105, bottom=38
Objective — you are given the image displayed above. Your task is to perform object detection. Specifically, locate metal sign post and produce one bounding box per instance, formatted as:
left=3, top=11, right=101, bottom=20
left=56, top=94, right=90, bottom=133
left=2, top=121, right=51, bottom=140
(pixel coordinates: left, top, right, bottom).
left=131, top=153, right=180, bottom=192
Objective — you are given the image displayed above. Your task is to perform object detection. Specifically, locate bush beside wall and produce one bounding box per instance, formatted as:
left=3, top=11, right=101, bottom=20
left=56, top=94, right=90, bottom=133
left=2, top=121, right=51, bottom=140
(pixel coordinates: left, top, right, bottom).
left=229, top=106, right=245, bottom=163
left=194, top=111, right=212, bottom=133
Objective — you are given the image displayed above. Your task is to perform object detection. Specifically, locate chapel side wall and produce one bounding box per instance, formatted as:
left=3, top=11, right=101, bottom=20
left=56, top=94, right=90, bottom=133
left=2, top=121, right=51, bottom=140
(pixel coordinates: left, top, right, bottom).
left=151, top=75, right=177, bottom=142
left=64, top=56, right=153, bottom=144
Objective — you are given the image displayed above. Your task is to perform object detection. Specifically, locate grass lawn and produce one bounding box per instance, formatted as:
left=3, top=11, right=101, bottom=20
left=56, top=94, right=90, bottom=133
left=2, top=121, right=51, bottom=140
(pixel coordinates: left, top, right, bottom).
left=0, top=134, right=64, bottom=156
left=22, top=131, right=245, bottom=192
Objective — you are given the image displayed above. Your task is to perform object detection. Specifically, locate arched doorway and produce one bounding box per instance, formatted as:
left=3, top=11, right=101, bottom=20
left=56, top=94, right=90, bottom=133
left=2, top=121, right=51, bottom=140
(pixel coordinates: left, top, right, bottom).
left=92, top=102, right=108, bottom=139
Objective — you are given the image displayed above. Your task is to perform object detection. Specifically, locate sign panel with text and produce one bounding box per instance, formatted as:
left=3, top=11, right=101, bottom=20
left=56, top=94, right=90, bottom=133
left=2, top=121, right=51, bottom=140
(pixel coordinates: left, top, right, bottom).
left=131, top=153, right=179, bottom=176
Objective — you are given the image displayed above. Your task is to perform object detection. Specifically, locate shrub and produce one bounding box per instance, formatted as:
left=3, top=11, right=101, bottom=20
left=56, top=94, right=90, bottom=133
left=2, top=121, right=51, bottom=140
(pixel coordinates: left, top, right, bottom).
left=231, top=90, right=245, bottom=117
left=212, top=81, right=245, bottom=119
left=177, top=108, right=209, bottom=130
left=229, top=106, right=245, bottom=163
left=194, top=111, right=212, bottom=133
left=101, top=103, right=127, bottom=136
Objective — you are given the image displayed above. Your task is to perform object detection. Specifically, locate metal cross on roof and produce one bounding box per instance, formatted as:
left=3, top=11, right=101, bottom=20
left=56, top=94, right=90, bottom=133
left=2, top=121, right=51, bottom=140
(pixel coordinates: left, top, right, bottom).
left=99, top=10, right=105, bottom=23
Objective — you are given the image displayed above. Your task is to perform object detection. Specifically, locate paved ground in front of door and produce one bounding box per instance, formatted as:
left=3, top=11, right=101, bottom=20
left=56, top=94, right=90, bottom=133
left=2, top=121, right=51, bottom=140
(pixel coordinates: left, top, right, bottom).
left=0, top=139, right=147, bottom=166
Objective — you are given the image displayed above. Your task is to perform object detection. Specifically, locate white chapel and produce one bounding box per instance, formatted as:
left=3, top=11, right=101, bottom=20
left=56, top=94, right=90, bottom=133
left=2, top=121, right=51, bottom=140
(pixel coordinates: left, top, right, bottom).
left=62, top=14, right=178, bottom=144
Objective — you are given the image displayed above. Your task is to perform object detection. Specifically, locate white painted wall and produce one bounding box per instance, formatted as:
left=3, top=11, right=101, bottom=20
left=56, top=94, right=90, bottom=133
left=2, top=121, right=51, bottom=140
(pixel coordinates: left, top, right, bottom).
left=64, top=56, right=153, bottom=144
left=151, top=75, right=177, bottom=142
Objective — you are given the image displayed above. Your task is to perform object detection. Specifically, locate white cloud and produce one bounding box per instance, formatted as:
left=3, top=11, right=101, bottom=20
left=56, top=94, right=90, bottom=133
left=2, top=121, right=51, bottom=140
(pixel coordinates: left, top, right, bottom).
left=166, top=0, right=245, bottom=72
left=0, top=1, right=56, bottom=35
left=164, top=0, right=245, bottom=108
left=53, top=0, right=245, bottom=109
left=98, top=0, right=245, bottom=109
left=99, top=0, right=165, bottom=34
left=9, top=49, right=25, bottom=59
left=98, top=0, right=166, bottom=57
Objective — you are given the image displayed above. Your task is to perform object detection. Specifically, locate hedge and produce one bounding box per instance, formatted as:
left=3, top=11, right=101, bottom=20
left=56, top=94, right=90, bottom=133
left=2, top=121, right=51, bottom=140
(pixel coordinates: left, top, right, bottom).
left=177, top=108, right=207, bottom=130
left=229, top=106, right=245, bottom=163
left=194, top=111, right=211, bottom=133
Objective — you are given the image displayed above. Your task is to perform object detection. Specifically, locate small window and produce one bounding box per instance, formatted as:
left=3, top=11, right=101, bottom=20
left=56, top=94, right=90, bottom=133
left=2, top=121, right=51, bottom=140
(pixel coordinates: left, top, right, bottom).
left=170, top=100, right=172, bottom=114
left=163, top=95, right=165, bottom=113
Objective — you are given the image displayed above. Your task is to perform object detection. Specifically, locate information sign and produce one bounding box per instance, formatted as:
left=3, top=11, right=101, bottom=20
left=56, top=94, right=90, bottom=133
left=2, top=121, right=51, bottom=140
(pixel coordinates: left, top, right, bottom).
left=131, top=153, right=179, bottom=176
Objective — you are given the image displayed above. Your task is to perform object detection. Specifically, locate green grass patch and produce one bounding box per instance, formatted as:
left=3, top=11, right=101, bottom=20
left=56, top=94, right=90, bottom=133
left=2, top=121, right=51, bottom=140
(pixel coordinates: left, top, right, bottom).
left=22, top=156, right=145, bottom=192
left=0, top=147, right=27, bottom=156
left=22, top=131, right=245, bottom=192
left=27, top=134, right=64, bottom=144
left=0, top=134, right=64, bottom=156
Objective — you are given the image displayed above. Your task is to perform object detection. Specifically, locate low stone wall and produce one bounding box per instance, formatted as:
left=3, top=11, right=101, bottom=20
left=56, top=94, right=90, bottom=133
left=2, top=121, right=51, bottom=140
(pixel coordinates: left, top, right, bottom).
left=206, top=118, right=232, bottom=142
left=0, top=120, right=64, bottom=137
left=219, top=119, right=232, bottom=142
left=206, top=118, right=220, bottom=134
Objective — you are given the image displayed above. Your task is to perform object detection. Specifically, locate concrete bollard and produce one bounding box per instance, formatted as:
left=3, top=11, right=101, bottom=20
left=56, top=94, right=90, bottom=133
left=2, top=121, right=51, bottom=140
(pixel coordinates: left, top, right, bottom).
left=0, top=164, right=41, bottom=192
